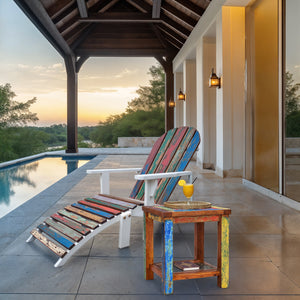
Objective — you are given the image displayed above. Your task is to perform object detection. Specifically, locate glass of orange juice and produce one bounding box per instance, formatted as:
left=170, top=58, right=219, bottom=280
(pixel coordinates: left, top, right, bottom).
left=183, top=183, right=194, bottom=200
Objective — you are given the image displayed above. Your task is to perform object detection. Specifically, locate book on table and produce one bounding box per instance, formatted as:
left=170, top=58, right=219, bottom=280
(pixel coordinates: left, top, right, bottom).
left=174, top=260, right=200, bottom=271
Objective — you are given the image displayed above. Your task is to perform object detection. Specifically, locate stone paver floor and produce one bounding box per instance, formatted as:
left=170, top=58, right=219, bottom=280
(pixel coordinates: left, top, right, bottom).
left=0, top=153, right=299, bottom=299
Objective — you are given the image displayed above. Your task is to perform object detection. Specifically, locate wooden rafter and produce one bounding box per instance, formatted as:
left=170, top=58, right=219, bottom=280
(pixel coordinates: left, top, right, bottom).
left=14, top=0, right=73, bottom=57
left=162, top=2, right=198, bottom=27
left=76, top=0, right=88, bottom=18
left=174, top=0, right=205, bottom=16
left=14, top=0, right=210, bottom=58
left=152, top=0, right=161, bottom=18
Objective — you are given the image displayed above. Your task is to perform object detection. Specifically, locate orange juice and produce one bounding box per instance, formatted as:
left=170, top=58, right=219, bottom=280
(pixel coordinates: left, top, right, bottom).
left=183, top=184, right=194, bottom=199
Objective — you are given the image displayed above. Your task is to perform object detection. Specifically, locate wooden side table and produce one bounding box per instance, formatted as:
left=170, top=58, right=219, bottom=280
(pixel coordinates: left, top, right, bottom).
left=143, top=205, right=231, bottom=295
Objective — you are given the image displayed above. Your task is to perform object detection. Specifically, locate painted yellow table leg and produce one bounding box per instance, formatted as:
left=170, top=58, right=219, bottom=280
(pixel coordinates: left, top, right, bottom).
left=218, top=216, right=229, bottom=288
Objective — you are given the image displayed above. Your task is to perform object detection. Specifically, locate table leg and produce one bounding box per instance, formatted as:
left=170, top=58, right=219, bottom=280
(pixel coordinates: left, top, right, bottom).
left=194, top=222, right=204, bottom=262
left=144, top=213, right=154, bottom=280
left=162, top=220, right=173, bottom=295
left=217, top=216, right=229, bottom=288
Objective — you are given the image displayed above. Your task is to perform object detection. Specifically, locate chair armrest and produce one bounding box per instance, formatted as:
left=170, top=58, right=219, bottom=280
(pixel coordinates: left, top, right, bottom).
left=135, top=170, right=193, bottom=206
left=86, top=168, right=142, bottom=194
left=134, top=170, right=192, bottom=181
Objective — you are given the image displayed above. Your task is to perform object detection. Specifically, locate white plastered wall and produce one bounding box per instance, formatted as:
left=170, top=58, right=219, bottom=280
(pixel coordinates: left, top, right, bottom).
left=215, top=7, right=245, bottom=177
left=173, top=1, right=246, bottom=177
left=183, top=60, right=197, bottom=128
left=197, top=36, right=217, bottom=169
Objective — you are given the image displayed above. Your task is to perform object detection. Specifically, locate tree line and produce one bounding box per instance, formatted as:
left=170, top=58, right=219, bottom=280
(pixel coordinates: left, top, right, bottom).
left=1, top=66, right=299, bottom=164
left=0, top=64, right=165, bottom=163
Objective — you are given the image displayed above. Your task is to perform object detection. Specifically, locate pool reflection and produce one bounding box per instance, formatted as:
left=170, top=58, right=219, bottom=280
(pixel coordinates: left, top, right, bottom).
left=0, top=157, right=90, bottom=218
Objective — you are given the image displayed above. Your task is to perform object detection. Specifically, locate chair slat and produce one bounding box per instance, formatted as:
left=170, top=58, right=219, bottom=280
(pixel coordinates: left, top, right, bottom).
left=158, top=130, right=200, bottom=203
left=93, top=194, right=136, bottom=209
left=31, top=229, right=67, bottom=257
left=78, top=200, right=121, bottom=215
left=64, top=205, right=106, bottom=224
left=72, top=203, right=114, bottom=219
left=58, top=209, right=99, bottom=229
left=136, top=128, right=177, bottom=199
left=45, top=218, right=83, bottom=242
left=85, top=197, right=128, bottom=212
left=37, top=224, right=74, bottom=249
left=129, top=133, right=166, bottom=198
left=51, top=213, right=91, bottom=235
left=155, top=127, right=189, bottom=173
left=154, top=128, right=196, bottom=201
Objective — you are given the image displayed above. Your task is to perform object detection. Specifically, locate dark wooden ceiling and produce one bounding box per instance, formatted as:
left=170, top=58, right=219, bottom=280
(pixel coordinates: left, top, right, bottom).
left=14, top=0, right=211, bottom=62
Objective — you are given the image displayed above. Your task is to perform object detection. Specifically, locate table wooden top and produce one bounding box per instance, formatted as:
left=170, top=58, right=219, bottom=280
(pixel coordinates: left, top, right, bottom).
left=143, top=204, right=231, bottom=219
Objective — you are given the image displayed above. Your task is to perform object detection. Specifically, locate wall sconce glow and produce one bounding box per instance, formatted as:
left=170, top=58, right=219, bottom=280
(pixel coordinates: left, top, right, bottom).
left=178, top=89, right=186, bottom=101
left=168, top=99, right=176, bottom=108
left=209, top=68, right=221, bottom=88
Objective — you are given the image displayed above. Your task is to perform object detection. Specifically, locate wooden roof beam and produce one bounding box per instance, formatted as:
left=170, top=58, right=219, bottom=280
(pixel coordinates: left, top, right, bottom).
left=152, top=0, right=162, bottom=18
left=174, top=0, right=205, bottom=16
left=47, top=0, right=75, bottom=18
left=161, top=14, right=190, bottom=37
left=127, top=0, right=151, bottom=13
left=76, top=0, right=88, bottom=18
left=78, top=12, right=160, bottom=23
left=157, top=23, right=186, bottom=44
left=151, top=24, right=168, bottom=49
left=126, top=0, right=148, bottom=13
left=14, top=0, right=73, bottom=57
left=75, top=48, right=169, bottom=57
left=162, top=2, right=198, bottom=27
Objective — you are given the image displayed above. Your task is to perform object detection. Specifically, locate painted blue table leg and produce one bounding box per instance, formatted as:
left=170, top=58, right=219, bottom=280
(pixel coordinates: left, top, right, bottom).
left=162, top=220, right=173, bottom=295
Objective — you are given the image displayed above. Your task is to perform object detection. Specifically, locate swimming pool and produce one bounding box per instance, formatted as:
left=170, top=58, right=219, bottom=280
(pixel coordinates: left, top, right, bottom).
left=0, top=156, right=94, bottom=218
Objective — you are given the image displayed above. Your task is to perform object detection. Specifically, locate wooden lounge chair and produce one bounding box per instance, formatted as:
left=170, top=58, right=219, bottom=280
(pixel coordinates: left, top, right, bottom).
left=27, top=127, right=200, bottom=267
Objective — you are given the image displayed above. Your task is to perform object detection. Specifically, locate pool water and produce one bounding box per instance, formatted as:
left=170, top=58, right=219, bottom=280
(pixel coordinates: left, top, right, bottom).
left=0, top=156, right=92, bottom=218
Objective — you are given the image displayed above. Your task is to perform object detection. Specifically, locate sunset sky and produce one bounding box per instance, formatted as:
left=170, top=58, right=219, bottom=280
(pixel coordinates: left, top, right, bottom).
left=0, top=1, right=157, bottom=126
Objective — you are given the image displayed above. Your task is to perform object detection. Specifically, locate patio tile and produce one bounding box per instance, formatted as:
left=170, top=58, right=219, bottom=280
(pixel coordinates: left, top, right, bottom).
left=195, top=258, right=300, bottom=295
left=183, top=233, right=269, bottom=259
left=0, top=255, right=86, bottom=294
left=270, top=256, right=300, bottom=286
left=201, top=296, right=300, bottom=300
left=77, top=295, right=203, bottom=300
left=230, top=216, right=284, bottom=234
left=78, top=257, right=200, bottom=295
left=247, top=234, right=300, bottom=257
left=0, top=295, right=75, bottom=300
left=90, top=232, right=191, bottom=258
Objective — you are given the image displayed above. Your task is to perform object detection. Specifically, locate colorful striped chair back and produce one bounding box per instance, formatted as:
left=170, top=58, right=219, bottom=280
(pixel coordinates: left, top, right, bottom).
left=129, top=127, right=200, bottom=204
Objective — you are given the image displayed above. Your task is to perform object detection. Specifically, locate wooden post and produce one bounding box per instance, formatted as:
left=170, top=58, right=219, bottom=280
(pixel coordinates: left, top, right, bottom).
left=194, top=222, right=204, bottom=262
left=162, top=220, right=173, bottom=295
left=65, top=55, right=78, bottom=153
left=155, top=56, right=174, bottom=132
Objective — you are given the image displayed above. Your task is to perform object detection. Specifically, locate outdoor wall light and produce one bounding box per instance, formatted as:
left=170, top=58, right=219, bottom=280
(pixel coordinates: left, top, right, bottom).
left=209, top=68, right=221, bottom=88
left=168, top=99, right=176, bottom=108
left=178, top=89, right=186, bottom=101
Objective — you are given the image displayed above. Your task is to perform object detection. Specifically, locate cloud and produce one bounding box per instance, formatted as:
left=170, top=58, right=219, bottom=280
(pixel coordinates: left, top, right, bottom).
left=51, top=63, right=63, bottom=69
left=114, top=68, right=138, bottom=78
left=17, top=64, right=29, bottom=69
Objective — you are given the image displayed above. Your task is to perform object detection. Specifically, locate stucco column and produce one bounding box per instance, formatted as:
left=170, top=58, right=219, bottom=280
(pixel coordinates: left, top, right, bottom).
left=183, top=60, right=197, bottom=128
left=196, top=37, right=217, bottom=169
left=215, top=7, right=245, bottom=177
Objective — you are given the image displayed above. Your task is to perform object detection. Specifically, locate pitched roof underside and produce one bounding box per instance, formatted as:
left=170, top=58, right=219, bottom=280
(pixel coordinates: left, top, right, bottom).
left=14, top=0, right=211, bottom=61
